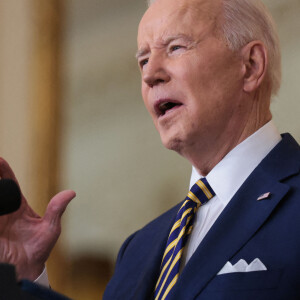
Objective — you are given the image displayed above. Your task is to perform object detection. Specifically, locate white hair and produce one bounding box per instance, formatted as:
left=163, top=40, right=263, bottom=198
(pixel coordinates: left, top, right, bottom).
left=147, top=0, right=281, bottom=96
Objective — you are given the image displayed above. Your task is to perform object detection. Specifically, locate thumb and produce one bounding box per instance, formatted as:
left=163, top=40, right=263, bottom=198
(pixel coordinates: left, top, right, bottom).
left=44, top=190, right=76, bottom=226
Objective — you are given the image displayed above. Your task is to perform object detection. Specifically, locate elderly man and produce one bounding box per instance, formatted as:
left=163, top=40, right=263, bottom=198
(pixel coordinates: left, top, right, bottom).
left=0, top=0, right=299, bottom=299
left=103, top=0, right=300, bottom=299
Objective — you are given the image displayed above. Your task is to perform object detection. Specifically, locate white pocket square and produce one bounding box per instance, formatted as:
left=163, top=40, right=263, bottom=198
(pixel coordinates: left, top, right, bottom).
left=217, top=258, right=267, bottom=275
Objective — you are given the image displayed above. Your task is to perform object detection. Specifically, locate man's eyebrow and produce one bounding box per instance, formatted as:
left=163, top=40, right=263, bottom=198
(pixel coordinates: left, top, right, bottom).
left=162, top=34, right=193, bottom=44
left=135, top=34, right=192, bottom=60
left=135, top=49, right=148, bottom=60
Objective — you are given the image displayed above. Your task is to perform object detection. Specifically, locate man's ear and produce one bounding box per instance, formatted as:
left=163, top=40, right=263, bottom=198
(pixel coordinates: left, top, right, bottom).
left=241, top=41, right=268, bottom=93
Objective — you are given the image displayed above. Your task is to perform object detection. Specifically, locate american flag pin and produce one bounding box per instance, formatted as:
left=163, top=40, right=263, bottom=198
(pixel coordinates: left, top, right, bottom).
left=257, top=192, right=271, bottom=201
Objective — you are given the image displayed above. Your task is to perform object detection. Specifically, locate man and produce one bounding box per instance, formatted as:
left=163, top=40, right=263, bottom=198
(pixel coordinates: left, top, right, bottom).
left=104, top=0, right=300, bottom=298
left=0, top=0, right=299, bottom=299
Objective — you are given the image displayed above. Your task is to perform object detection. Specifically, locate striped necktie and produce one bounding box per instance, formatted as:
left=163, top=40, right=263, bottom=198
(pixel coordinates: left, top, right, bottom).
left=154, top=178, right=215, bottom=300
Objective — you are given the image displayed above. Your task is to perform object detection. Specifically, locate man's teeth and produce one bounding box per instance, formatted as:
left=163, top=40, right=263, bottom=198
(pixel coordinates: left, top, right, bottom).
left=159, top=102, right=177, bottom=114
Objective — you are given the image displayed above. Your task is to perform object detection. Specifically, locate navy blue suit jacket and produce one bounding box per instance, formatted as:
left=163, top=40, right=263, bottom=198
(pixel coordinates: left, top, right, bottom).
left=104, top=133, right=300, bottom=300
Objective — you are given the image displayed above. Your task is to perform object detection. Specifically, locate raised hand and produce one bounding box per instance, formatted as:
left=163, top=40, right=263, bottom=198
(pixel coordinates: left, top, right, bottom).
left=0, top=158, right=76, bottom=281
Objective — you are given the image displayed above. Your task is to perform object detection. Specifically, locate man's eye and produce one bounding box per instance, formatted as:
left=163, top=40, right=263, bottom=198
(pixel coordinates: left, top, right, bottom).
left=170, top=45, right=182, bottom=52
left=140, top=59, right=149, bottom=68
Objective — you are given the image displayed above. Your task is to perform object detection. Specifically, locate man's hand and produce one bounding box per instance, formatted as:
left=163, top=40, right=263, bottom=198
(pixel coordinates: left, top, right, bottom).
left=0, top=158, right=76, bottom=281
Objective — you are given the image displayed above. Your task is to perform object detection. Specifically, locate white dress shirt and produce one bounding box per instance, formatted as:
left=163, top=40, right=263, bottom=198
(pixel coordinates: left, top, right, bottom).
left=34, top=267, right=49, bottom=287
left=180, top=120, right=282, bottom=269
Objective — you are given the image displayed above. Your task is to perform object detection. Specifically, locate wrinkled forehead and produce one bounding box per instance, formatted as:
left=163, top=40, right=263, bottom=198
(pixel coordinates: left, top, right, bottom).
left=138, top=0, right=222, bottom=45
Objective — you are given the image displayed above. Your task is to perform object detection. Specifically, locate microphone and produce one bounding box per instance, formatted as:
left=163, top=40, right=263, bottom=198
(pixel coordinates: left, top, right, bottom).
left=0, top=179, right=21, bottom=216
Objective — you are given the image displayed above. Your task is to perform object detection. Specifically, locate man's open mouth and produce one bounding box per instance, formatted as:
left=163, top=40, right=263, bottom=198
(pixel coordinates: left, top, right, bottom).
left=155, top=100, right=183, bottom=116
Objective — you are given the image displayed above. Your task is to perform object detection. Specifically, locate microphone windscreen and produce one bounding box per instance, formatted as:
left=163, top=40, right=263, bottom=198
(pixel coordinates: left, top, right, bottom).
left=0, top=179, right=21, bottom=216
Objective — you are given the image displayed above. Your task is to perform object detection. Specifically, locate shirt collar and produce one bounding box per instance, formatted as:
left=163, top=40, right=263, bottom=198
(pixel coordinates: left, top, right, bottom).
left=189, top=120, right=282, bottom=205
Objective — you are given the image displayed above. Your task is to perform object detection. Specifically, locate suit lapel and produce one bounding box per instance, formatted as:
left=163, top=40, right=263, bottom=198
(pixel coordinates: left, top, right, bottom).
left=170, top=133, right=300, bottom=299
left=132, top=202, right=182, bottom=299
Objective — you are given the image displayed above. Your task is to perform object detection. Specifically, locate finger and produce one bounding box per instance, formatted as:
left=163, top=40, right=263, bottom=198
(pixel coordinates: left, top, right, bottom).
left=0, top=157, right=20, bottom=185
left=44, top=190, right=76, bottom=226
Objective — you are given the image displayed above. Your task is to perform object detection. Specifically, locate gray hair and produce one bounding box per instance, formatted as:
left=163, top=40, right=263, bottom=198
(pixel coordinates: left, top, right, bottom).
left=147, top=0, right=281, bottom=96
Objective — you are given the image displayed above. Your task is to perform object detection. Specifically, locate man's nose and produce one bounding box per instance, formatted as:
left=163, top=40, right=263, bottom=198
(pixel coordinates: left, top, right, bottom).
left=142, top=56, right=170, bottom=87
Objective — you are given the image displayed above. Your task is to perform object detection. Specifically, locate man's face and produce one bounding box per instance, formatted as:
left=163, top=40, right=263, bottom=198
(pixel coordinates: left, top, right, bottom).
left=137, top=0, right=245, bottom=157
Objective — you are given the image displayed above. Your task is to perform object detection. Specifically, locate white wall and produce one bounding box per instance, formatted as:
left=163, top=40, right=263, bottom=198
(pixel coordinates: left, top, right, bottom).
left=266, top=0, right=300, bottom=139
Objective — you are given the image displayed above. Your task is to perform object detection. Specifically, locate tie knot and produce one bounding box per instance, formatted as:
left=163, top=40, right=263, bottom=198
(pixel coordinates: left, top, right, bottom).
left=186, top=178, right=215, bottom=207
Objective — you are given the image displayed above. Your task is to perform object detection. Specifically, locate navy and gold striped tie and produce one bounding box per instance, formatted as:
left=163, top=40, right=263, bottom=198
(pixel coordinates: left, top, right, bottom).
left=154, top=178, right=215, bottom=300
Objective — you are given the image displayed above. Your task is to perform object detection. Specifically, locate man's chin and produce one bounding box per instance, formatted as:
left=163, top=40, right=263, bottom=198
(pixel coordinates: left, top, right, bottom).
left=160, top=134, right=184, bottom=154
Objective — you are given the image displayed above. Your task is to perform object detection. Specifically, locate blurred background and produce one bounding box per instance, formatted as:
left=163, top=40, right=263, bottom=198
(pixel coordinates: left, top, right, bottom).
left=0, top=0, right=299, bottom=299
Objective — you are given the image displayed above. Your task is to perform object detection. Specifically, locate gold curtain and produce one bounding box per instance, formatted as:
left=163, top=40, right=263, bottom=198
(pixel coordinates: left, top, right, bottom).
left=29, top=0, right=68, bottom=293
left=30, top=1, right=111, bottom=298
left=0, top=1, right=111, bottom=298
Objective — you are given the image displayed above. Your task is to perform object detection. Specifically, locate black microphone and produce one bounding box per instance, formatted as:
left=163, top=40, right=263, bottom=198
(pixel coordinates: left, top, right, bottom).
left=0, top=179, right=21, bottom=216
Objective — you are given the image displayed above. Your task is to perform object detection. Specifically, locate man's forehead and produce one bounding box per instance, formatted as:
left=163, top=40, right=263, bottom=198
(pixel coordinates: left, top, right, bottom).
left=137, top=0, right=222, bottom=50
